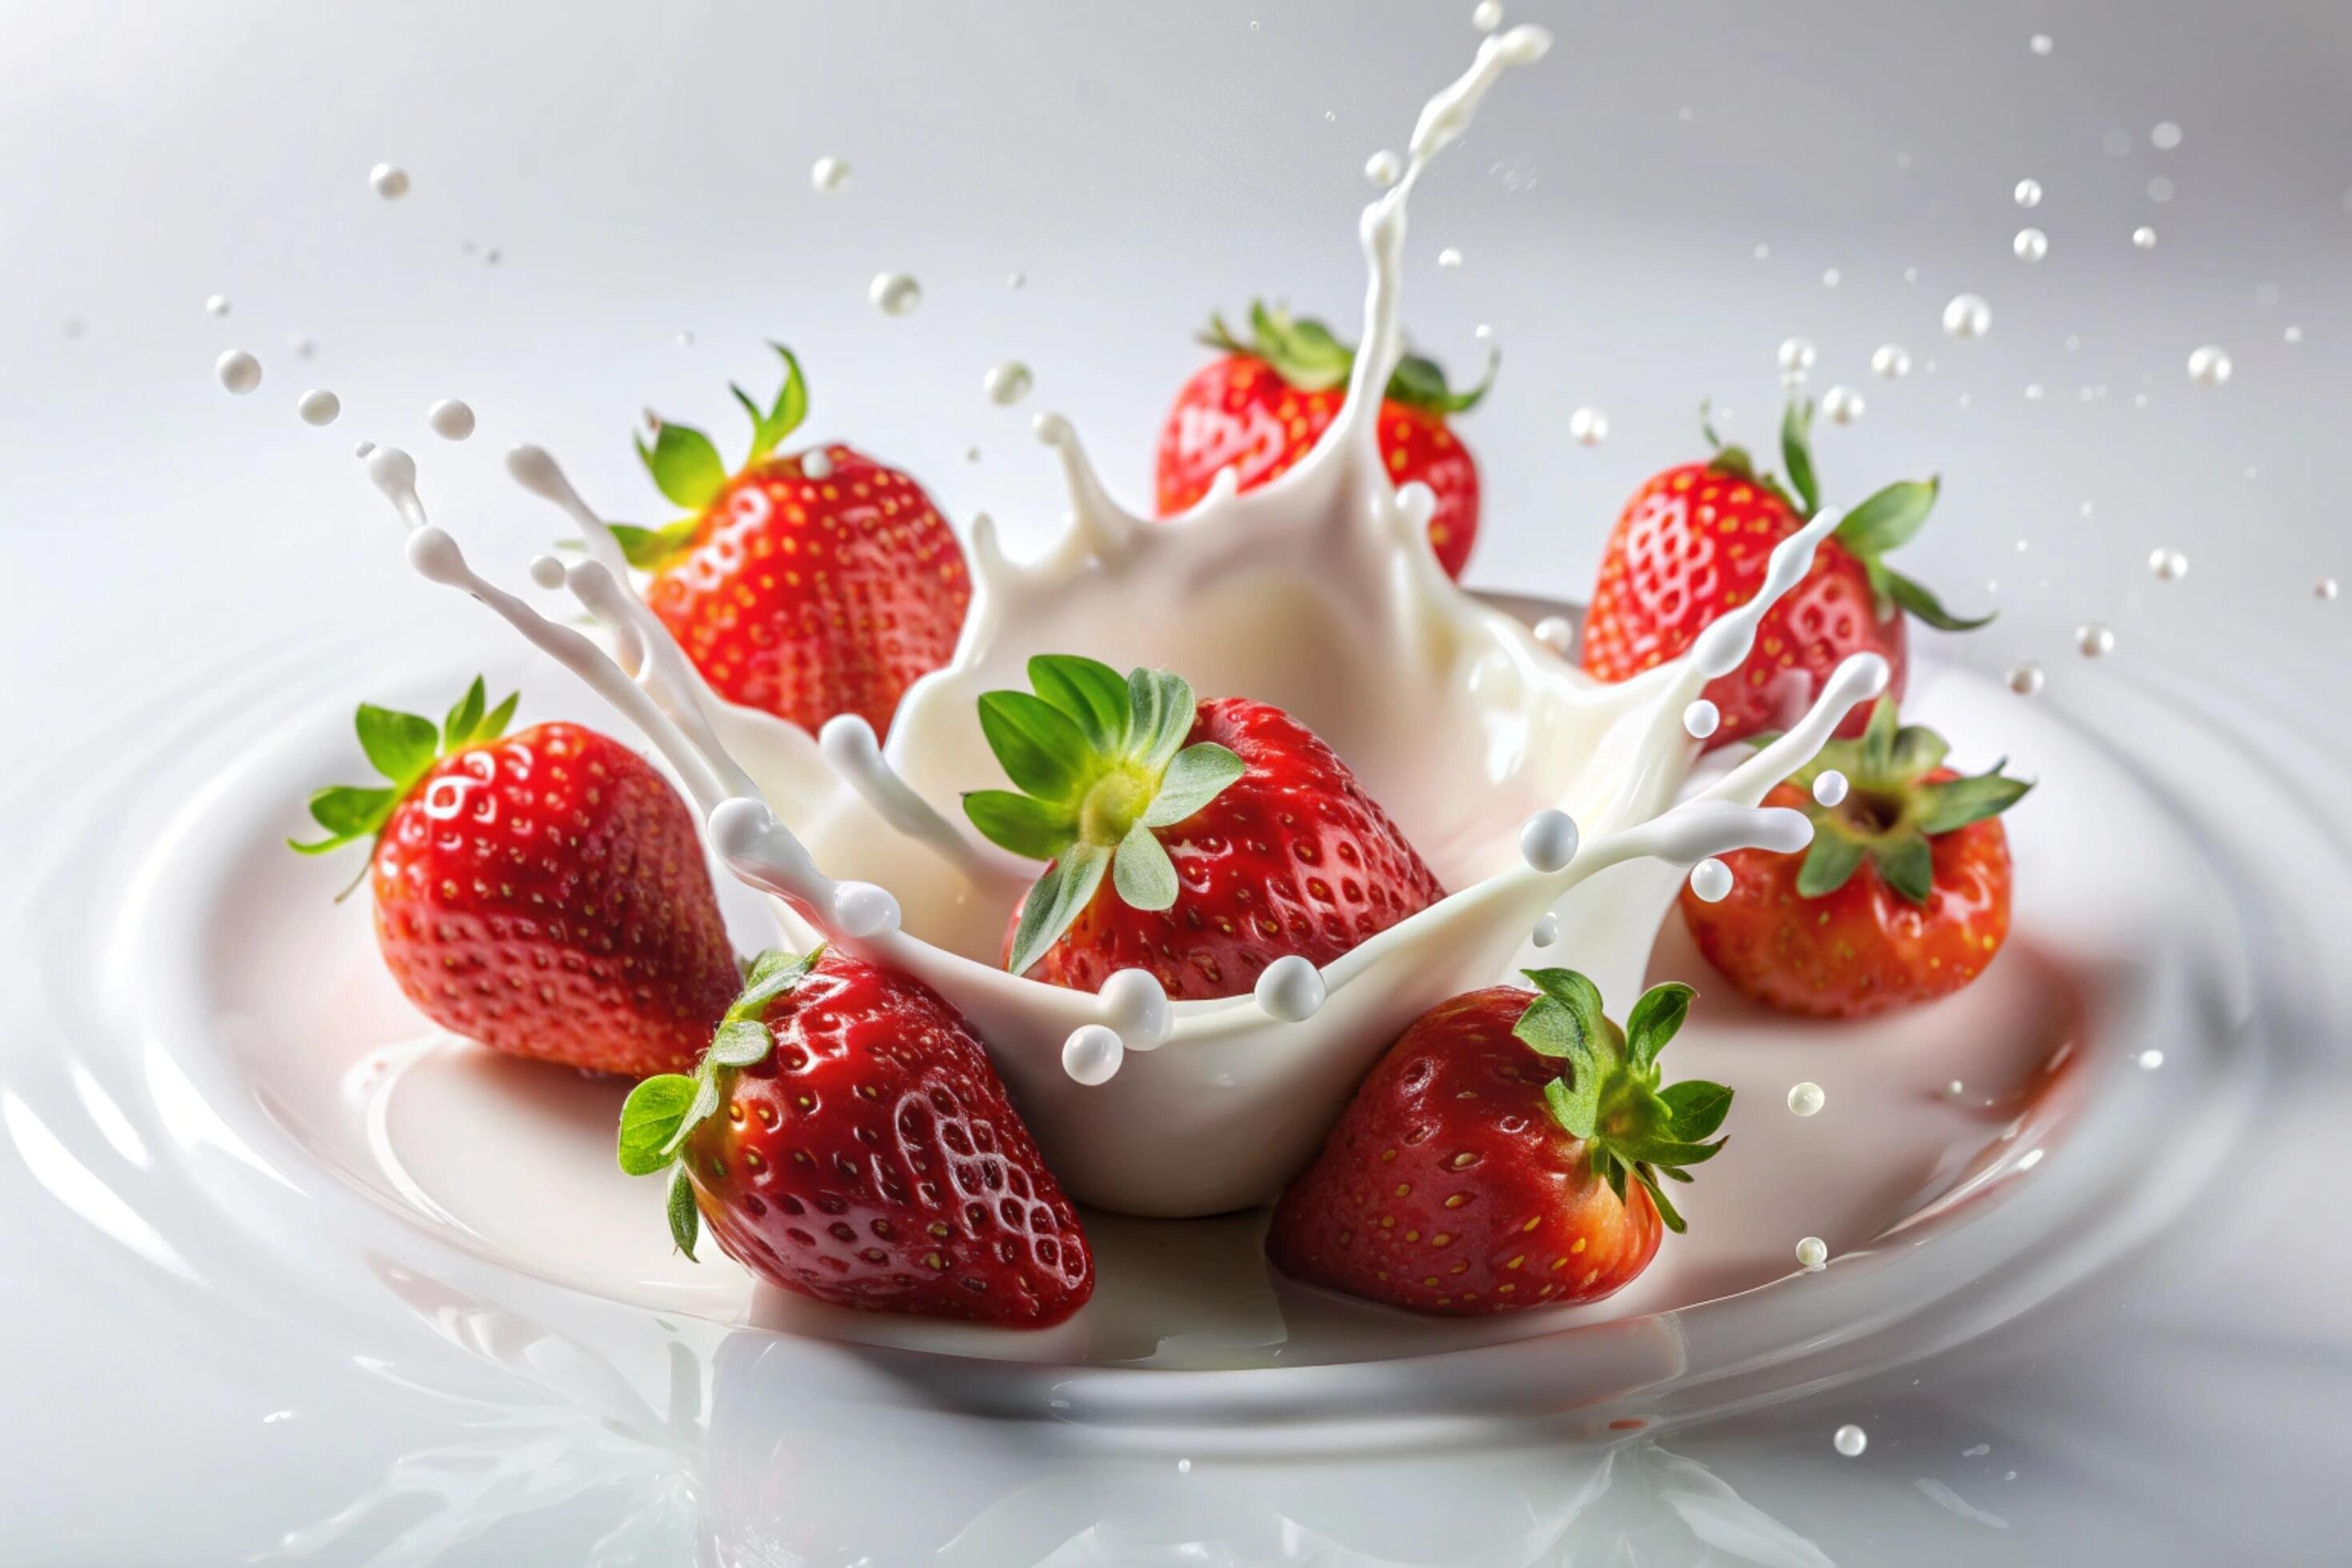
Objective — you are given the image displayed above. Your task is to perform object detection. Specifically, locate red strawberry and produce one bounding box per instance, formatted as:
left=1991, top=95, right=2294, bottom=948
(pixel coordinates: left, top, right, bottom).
left=616, top=345, right=970, bottom=738
left=1579, top=402, right=1986, bottom=745
left=1268, top=971, right=1731, bottom=1317
left=617, top=947, right=1094, bottom=1326
left=959, top=655, right=1445, bottom=999
left=292, top=680, right=740, bottom=1077
left=1154, top=302, right=1490, bottom=578
left=1680, top=698, right=2030, bottom=1017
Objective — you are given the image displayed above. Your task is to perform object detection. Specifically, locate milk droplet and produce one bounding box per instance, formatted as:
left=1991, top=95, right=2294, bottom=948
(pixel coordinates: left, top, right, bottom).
left=802, top=448, right=835, bottom=480
left=1682, top=698, right=1720, bottom=739
left=2137, top=1048, right=2165, bottom=1070
left=2013, top=227, right=2048, bottom=263
left=1871, top=343, right=1912, bottom=378
left=2146, top=176, right=2175, bottom=204
left=1689, top=858, right=1734, bottom=902
left=1796, top=1236, right=1829, bottom=1270
left=1777, top=336, right=1818, bottom=373
left=215, top=350, right=262, bottom=395
left=2186, top=346, right=2232, bottom=386
left=353, top=440, right=376, bottom=459
left=2013, top=178, right=2043, bottom=209
left=1569, top=406, right=1609, bottom=446
left=2133, top=226, right=2158, bottom=250
left=1518, top=810, right=1579, bottom=874
left=1006, top=272, right=1026, bottom=290
left=289, top=333, right=316, bottom=358
left=1787, top=1082, right=1826, bottom=1117
left=1813, top=770, right=1850, bottom=807
left=1062, top=1025, right=1124, bottom=1086
left=1254, top=955, right=1326, bottom=1023
left=2024, top=383, right=2046, bottom=402
left=832, top=881, right=901, bottom=938
left=1471, top=0, right=1503, bottom=31
left=1754, top=242, right=1771, bottom=261
left=1530, top=912, right=1559, bottom=947
left=1822, top=385, right=1865, bottom=424
left=1942, top=294, right=1992, bottom=338
left=528, top=555, right=567, bottom=590
left=2151, top=121, right=2182, bottom=150
left=2076, top=622, right=2114, bottom=658
left=1531, top=615, right=1574, bottom=657
left=2318, top=578, right=2341, bottom=601
left=1822, top=267, right=1842, bottom=288
left=982, top=361, right=1034, bottom=406
left=369, top=163, right=410, bottom=200
left=1365, top=149, right=1402, bottom=188
left=1437, top=246, right=1465, bottom=269
left=1099, top=968, right=1172, bottom=1047
left=810, top=155, right=850, bottom=193
left=1834, top=1425, right=1869, bottom=1458
left=1946, top=1079, right=1967, bottom=1098
left=204, top=293, right=231, bottom=317
left=675, top=330, right=695, bottom=347
left=2007, top=662, right=2045, bottom=697
left=2029, top=33, right=2053, bottom=54
left=427, top=398, right=476, bottom=441
left=296, top=389, right=341, bottom=426
left=2285, top=326, right=2304, bottom=346
left=870, top=272, right=922, bottom=317
left=2149, top=548, right=2188, bottom=580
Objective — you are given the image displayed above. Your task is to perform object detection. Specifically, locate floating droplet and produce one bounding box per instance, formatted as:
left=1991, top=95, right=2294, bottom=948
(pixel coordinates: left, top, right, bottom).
left=1531, top=615, right=1574, bottom=657
left=529, top=555, right=567, bottom=590
left=810, top=155, right=850, bottom=193
left=1689, top=858, right=1734, bottom=903
left=870, top=272, right=922, bottom=317
left=289, top=333, right=316, bottom=358
left=1682, top=698, right=1720, bottom=739
left=2137, top=1049, right=2165, bottom=1070
left=2013, top=227, right=2048, bottom=262
left=1777, top=336, right=1817, bottom=373
left=2029, top=33, right=2054, bottom=55
left=1518, top=810, right=1579, bottom=874
left=1569, top=406, right=1609, bottom=446
left=1530, top=912, right=1559, bottom=948
left=427, top=398, right=476, bottom=441
left=2007, top=662, right=2045, bottom=696
left=2149, top=548, right=2188, bottom=581
left=2076, top=622, right=2114, bottom=658
left=1942, top=294, right=1992, bottom=338
left=1365, top=149, right=1402, bottom=188
left=1822, top=385, right=1865, bottom=424
left=1813, top=770, right=1850, bottom=807
left=1254, top=955, right=1326, bottom=1022
left=1870, top=343, right=1912, bottom=378
left=2151, top=121, right=2182, bottom=150
left=369, top=163, right=410, bottom=200
left=296, top=389, right=341, bottom=426
left=215, top=350, right=262, bottom=395
left=2285, top=325, right=2304, bottom=346
left=2013, top=178, right=2043, bottom=209
left=1062, top=1025, right=1124, bottom=1086
left=2315, top=578, right=2339, bottom=602
left=204, top=293, right=231, bottom=317
left=1472, top=0, right=1503, bottom=30
left=1822, top=267, right=1842, bottom=288
left=2186, top=345, right=2232, bottom=386
left=1437, top=246, right=1465, bottom=269
left=2133, top=226, right=2158, bottom=250
left=1796, top=1236, right=1829, bottom=1270
left=1946, top=1078, right=1967, bottom=1098
left=1787, top=1082, right=1826, bottom=1118
left=802, top=448, right=834, bottom=480
left=2146, top=175, right=2174, bottom=204
left=1835, top=1425, right=1869, bottom=1458
left=982, top=361, right=1034, bottom=406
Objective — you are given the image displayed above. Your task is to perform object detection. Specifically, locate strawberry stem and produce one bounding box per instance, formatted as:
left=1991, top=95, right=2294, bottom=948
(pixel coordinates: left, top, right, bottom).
left=288, top=677, right=519, bottom=860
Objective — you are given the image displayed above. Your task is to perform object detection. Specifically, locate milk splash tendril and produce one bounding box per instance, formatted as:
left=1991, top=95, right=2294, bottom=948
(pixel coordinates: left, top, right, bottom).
left=357, top=27, right=1887, bottom=1216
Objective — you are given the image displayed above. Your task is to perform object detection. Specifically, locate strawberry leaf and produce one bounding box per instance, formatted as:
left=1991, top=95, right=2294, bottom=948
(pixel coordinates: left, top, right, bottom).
left=442, top=678, right=487, bottom=751
left=1796, top=831, right=1866, bottom=897
left=1659, top=1078, right=1734, bottom=1142
left=977, top=691, right=1092, bottom=802
left=705, top=1018, right=774, bottom=1069
left=1110, top=821, right=1178, bottom=911
left=618, top=1074, right=698, bottom=1176
left=1886, top=570, right=1995, bottom=632
left=1780, top=398, right=1820, bottom=515
left=1006, top=844, right=1110, bottom=979
left=1623, top=982, right=1694, bottom=1070
left=636, top=421, right=729, bottom=511
left=962, top=790, right=1077, bottom=862
left=1141, top=743, right=1243, bottom=828
left=1874, top=834, right=1935, bottom=905
left=738, top=342, right=810, bottom=465
left=1634, top=1166, right=1687, bottom=1234
left=355, top=704, right=439, bottom=786
left=1836, top=478, right=1940, bottom=558
left=1027, top=654, right=1131, bottom=752
left=608, top=518, right=702, bottom=573
left=1916, top=768, right=2033, bottom=835
left=666, top=1166, right=702, bottom=1259
left=1126, top=668, right=1196, bottom=773
left=479, top=690, right=520, bottom=742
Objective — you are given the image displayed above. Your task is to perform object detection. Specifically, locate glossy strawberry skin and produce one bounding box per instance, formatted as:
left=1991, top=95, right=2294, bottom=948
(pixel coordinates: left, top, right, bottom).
left=682, top=952, right=1094, bottom=1325
left=1267, top=986, right=1662, bottom=1317
left=1679, top=774, right=2014, bottom=1018
left=370, top=723, right=739, bottom=1077
left=1578, top=462, right=1907, bottom=743
left=1154, top=354, right=1481, bottom=578
left=643, top=445, right=971, bottom=739
left=1009, top=696, right=1446, bottom=1000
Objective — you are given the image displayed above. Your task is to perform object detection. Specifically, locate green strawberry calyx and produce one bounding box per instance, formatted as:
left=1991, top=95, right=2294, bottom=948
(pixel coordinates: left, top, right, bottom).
left=288, top=677, right=520, bottom=869
left=622, top=342, right=813, bottom=572
left=1777, top=696, right=2032, bottom=906
left=962, top=654, right=1246, bottom=979
left=1511, top=969, right=1733, bottom=1234
left=616, top=946, right=825, bottom=1260
left=1201, top=299, right=1497, bottom=416
left=1700, top=398, right=1991, bottom=634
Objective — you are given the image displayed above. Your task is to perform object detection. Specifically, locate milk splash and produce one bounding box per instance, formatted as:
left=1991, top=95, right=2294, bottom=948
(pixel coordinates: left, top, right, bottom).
left=356, top=26, right=1884, bottom=1216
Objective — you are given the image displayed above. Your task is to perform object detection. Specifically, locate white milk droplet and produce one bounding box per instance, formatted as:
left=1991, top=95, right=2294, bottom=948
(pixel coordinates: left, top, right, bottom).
left=1006, top=272, right=1026, bottom=290
left=1835, top=1424, right=1869, bottom=1458
left=1366, top=149, right=1402, bottom=188
left=1796, top=1236, right=1829, bottom=1270
left=353, top=440, right=376, bottom=459
left=529, top=555, right=568, bottom=590
left=1813, top=770, right=1850, bottom=807
left=1062, top=1025, right=1124, bottom=1086
left=801, top=448, right=834, bottom=480
left=2133, top=226, right=2158, bottom=250
left=1682, top=699, right=1720, bottom=739
left=2013, top=227, right=2048, bottom=263
left=1822, top=267, right=1842, bottom=288
left=2146, top=176, right=2174, bottom=204
left=1788, top=1082, right=1826, bottom=1117
left=296, top=389, right=341, bottom=426
left=2317, top=578, right=2341, bottom=602
left=983, top=361, right=1034, bottom=406
left=1437, top=246, right=1465, bottom=269
left=2149, top=548, right=2188, bottom=581
left=1569, top=406, right=1609, bottom=446
left=832, top=881, right=902, bottom=938
left=1532, top=615, right=1574, bottom=657
left=2151, top=121, right=2182, bottom=150
left=1754, top=242, right=1771, bottom=261
left=1530, top=912, right=1559, bottom=947
left=2076, top=622, right=2114, bottom=658
left=1099, top=968, right=1172, bottom=1047
left=2024, top=383, right=2046, bottom=402
left=369, top=163, right=410, bottom=200
left=1689, top=858, right=1734, bottom=902
left=215, top=350, right=262, bottom=395
left=2186, top=345, right=2232, bottom=386
left=1471, top=0, right=1503, bottom=31
left=2013, top=178, right=2043, bottom=209
left=1946, top=1079, right=1967, bottom=1098
left=2137, top=1049, right=2165, bottom=1070
left=1777, top=336, right=1818, bottom=373
left=810, top=155, right=850, bottom=193
left=2007, top=662, right=2044, bottom=696
left=1518, top=810, right=1579, bottom=874
left=1871, top=343, right=1912, bottom=378
left=2284, top=325, right=2304, bottom=345
left=1942, top=294, right=1992, bottom=338
left=427, top=398, right=476, bottom=440
left=204, top=293, right=231, bottom=317
left=870, top=272, right=922, bottom=317
left=1822, top=385, right=1865, bottom=424
left=1254, top=955, right=1327, bottom=1022
left=2029, top=33, right=2053, bottom=54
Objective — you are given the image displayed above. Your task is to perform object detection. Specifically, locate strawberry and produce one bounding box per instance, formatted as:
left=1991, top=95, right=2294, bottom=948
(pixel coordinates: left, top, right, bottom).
left=1267, top=971, right=1732, bottom=1317
left=1578, top=402, right=1988, bottom=745
left=1679, top=698, right=2030, bottom=1017
left=958, top=655, right=1445, bottom=998
left=1154, top=302, right=1490, bottom=578
left=292, top=680, right=740, bottom=1077
left=616, top=344, right=970, bottom=738
left=617, top=946, right=1094, bottom=1326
